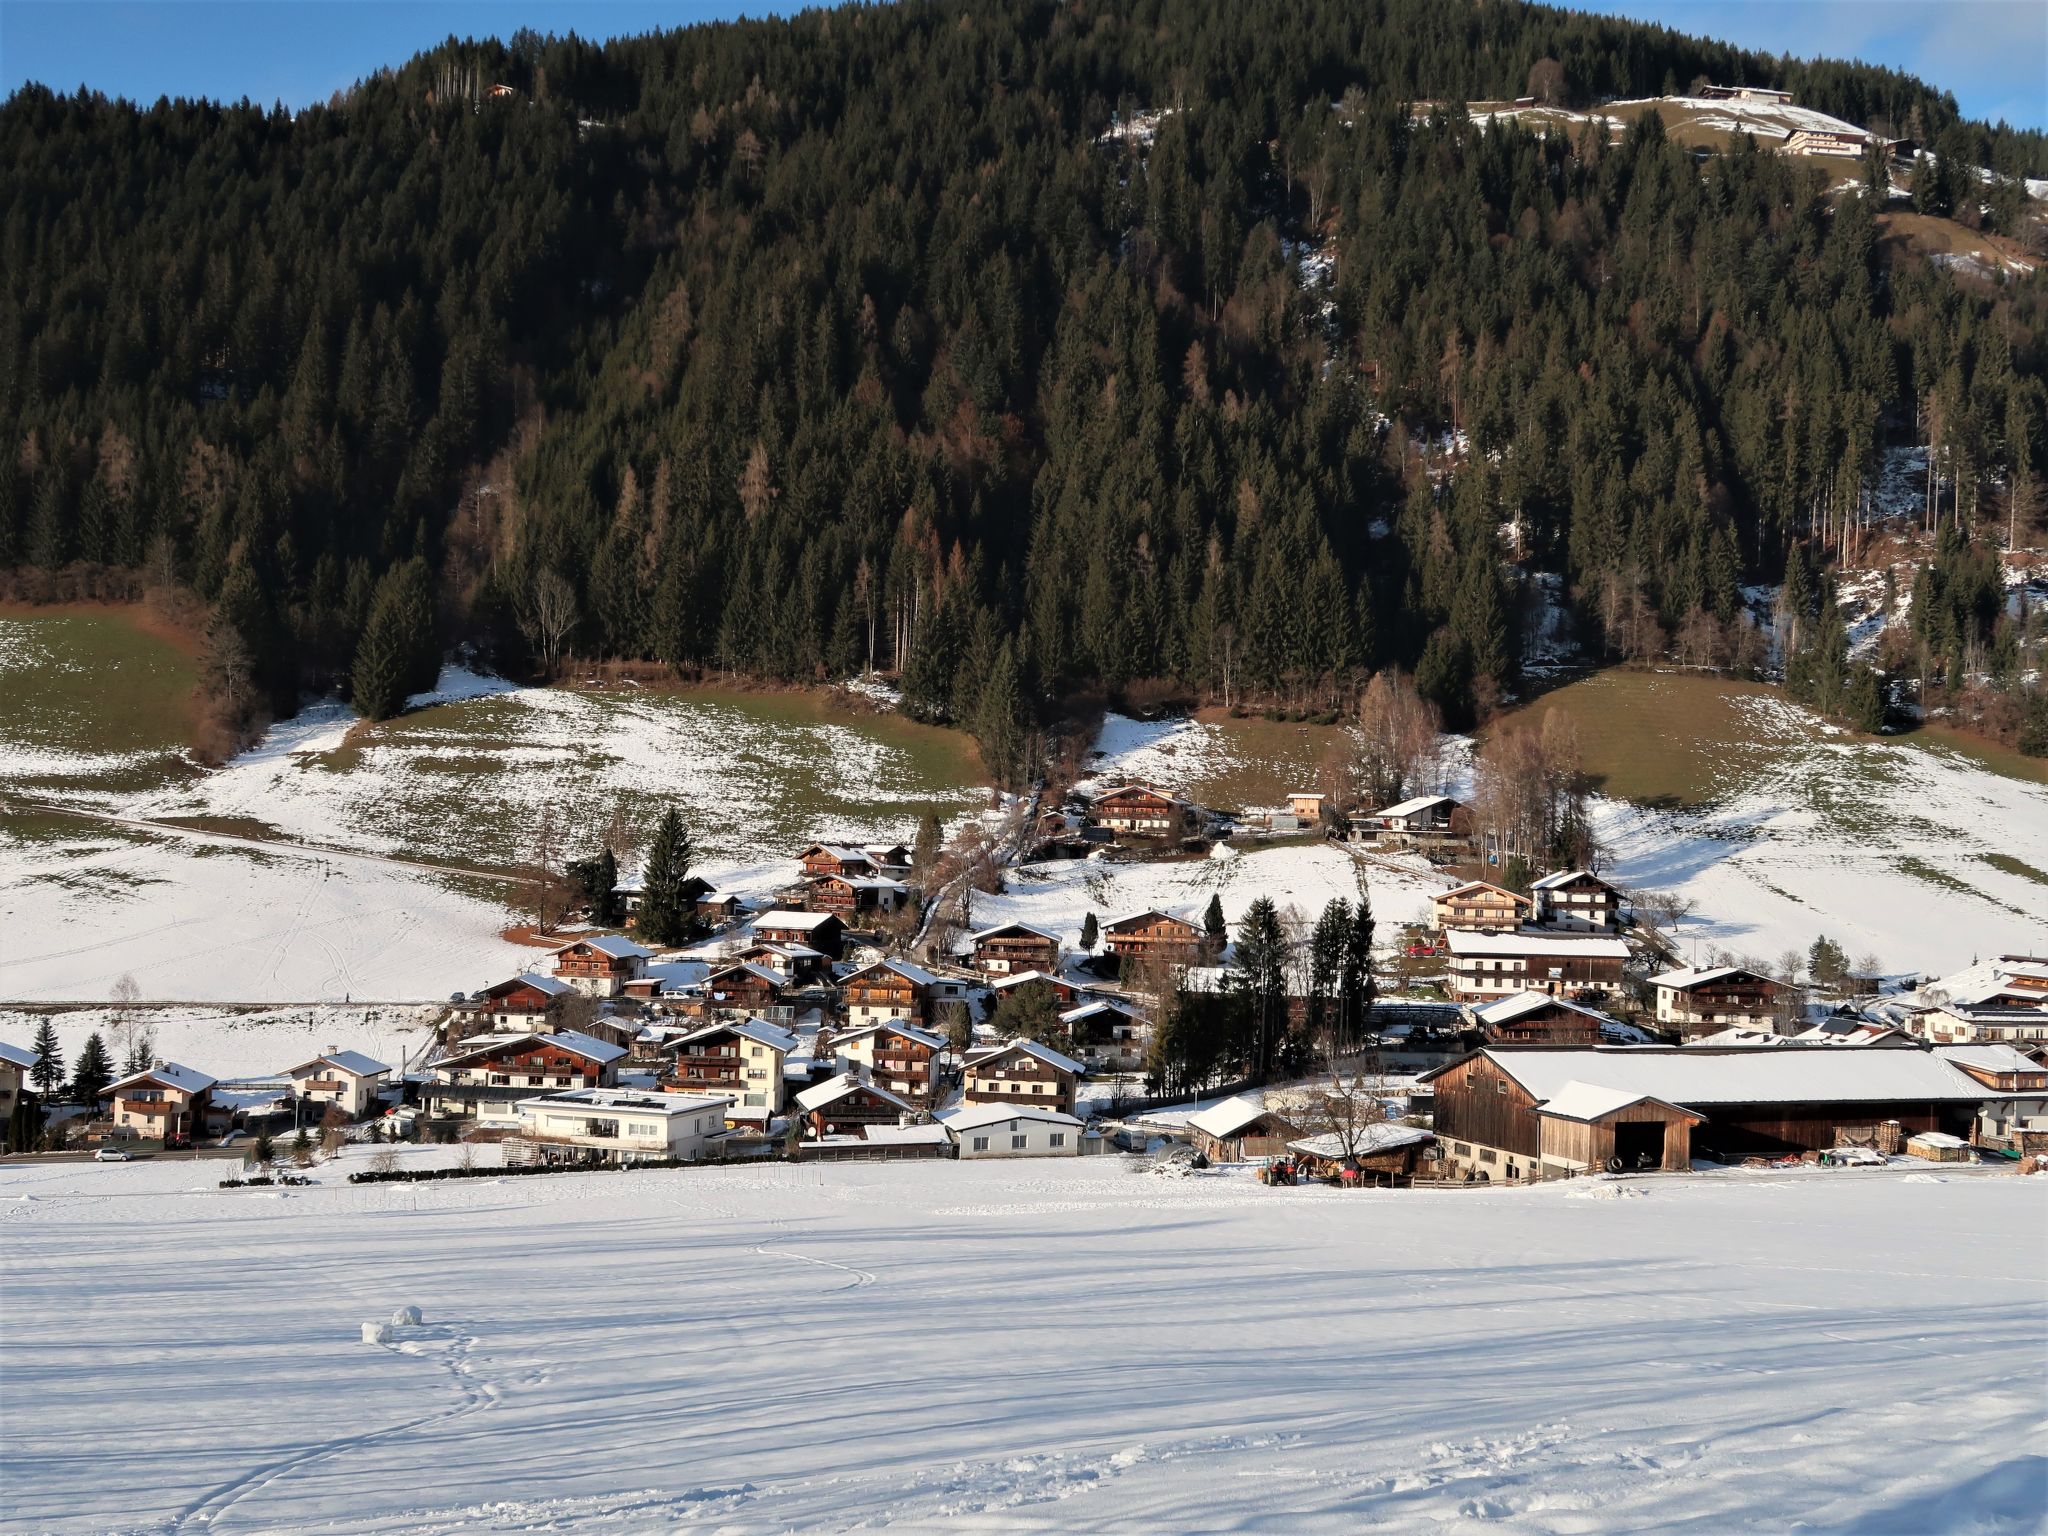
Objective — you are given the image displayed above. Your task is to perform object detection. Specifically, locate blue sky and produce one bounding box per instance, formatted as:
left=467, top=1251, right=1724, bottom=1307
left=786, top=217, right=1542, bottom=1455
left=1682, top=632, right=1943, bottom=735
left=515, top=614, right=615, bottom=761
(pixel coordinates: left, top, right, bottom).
left=3, top=1, right=2043, bottom=129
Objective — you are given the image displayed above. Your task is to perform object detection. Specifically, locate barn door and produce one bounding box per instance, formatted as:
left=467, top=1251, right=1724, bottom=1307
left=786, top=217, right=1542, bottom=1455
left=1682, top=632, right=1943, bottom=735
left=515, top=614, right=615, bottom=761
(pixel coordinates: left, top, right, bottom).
left=1612, top=1121, right=1666, bottom=1171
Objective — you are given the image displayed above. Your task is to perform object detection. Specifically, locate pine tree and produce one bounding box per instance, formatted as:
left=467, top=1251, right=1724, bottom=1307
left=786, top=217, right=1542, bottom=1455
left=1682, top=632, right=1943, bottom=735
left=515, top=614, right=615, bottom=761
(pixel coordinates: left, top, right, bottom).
left=1340, top=885, right=1377, bottom=1045
left=71, top=1033, right=114, bottom=1104
left=637, top=805, right=696, bottom=946
left=1307, top=898, right=1350, bottom=1044
left=1203, top=893, right=1226, bottom=946
left=1230, top=897, right=1289, bottom=1080
left=350, top=584, right=412, bottom=720
left=29, top=1019, right=63, bottom=1095
left=1079, top=911, right=1098, bottom=953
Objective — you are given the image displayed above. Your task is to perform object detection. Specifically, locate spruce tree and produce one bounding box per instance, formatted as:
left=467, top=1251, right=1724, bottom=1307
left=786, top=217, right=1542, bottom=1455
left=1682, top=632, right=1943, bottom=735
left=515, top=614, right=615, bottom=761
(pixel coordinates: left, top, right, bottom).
left=1340, top=886, right=1377, bottom=1044
left=71, top=1033, right=114, bottom=1104
left=29, top=1019, right=63, bottom=1095
left=637, top=805, right=696, bottom=946
left=1079, top=911, right=1098, bottom=953
left=350, top=586, right=412, bottom=720
left=1203, top=893, right=1226, bottom=946
left=1230, top=897, right=1289, bottom=1080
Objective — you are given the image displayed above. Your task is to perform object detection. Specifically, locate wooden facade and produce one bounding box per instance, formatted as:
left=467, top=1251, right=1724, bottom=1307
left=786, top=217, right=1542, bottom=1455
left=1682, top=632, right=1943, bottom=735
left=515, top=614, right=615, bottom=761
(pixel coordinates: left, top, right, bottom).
left=798, top=844, right=875, bottom=880
left=1432, top=881, right=1533, bottom=934
left=1536, top=1098, right=1702, bottom=1174
left=1104, top=911, right=1206, bottom=965
left=1478, top=996, right=1607, bottom=1046
left=1531, top=870, right=1625, bottom=931
left=701, top=963, right=784, bottom=1015
left=963, top=1043, right=1078, bottom=1115
left=754, top=912, right=844, bottom=958
left=1653, top=967, right=1786, bottom=1033
left=842, top=1023, right=941, bottom=1104
left=971, top=924, right=1061, bottom=976
left=842, top=960, right=934, bottom=1027
left=801, top=1079, right=912, bottom=1139
left=1088, top=785, right=1186, bottom=838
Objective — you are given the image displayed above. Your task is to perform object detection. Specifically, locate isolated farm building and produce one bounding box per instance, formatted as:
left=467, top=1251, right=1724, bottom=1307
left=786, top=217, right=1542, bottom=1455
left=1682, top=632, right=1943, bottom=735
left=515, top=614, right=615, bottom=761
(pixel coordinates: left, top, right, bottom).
left=1061, top=999, right=1150, bottom=1071
left=1467, top=991, right=1614, bottom=1046
left=280, top=1049, right=389, bottom=1120
left=1368, top=794, right=1463, bottom=845
left=832, top=1019, right=946, bottom=1104
left=841, top=957, right=942, bottom=1029
left=1782, top=127, right=1866, bottom=158
left=0, top=1039, right=38, bottom=1120
left=106, top=1060, right=217, bottom=1145
left=426, top=1030, right=626, bottom=1128
left=1186, top=1095, right=1301, bottom=1162
left=552, top=935, right=654, bottom=997
left=1443, top=929, right=1630, bottom=1004
left=1934, top=1044, right=2048, bottom=1154
left=989, top=970, right=1092, bottom=1008
left=962, top=1038, right=1083, bottom=1115
left=515, top=1087, right=728, bottom=1164
left=1649, top=965, right=1789, bottom=1034
left=1287, top=791, right=1328, bottom=823
left=701, top=962, right=789, bottom=1018
left=1529, top=870, right=1626, bottom=931
left=1104, top=909, right=1208, bottom=966
left=1697, top=83, right=1795, bottom=104
left=466, top=973, right=577, bottom=1033
left=1425, top=1045, right=1992, bottom=1180
left=966, top=921, right=1063, bottom=976
left=1086, top=783, right=1190, bottom=838
left=794, top=1072, right=918, bottom=1139
left=1285, top=1123, right=1436, bottom=1184
left=753, top=909, right=845, bottom=958
left=1433, top=881, right=1534, bottom=934
left=946, top=1102, right=1084, bottom=1158
left=666, top=1018, right=799, bottom=1119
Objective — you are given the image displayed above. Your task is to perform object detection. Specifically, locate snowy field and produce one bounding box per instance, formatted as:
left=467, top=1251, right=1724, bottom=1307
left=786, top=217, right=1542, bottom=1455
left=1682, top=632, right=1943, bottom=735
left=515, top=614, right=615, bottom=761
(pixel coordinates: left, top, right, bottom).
left=1, top=1152, right=2041, bottom=1534
left=0, top=1003, right=440, bottom=1085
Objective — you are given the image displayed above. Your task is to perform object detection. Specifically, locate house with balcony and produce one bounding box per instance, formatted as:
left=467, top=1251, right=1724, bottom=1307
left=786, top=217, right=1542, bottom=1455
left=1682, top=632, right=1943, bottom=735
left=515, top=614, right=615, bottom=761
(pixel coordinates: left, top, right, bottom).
left=280, top=1049, right=390, bottom=1120
left=425, top=1030, right=626, bottom=1128
left=962, top=1038, right=1083, bottom=1115
left=1530, top=869, right=1627, bottom=931
left=841, top=957, right=941, bottom=1029
left=1060, top=1000, right=1150, bottom=1071
left=1432, top=881, right=1534, bottom=935
left=1103, top=910, right=1207, bottom=967
left=515, top=1088, right=729, bottom=1164
left=106, top=1060, right=217, bottom=1146
left=666, top=1018, right=799, bottom=1120
left=1085, top=783, right=1191, bottom=840
left=793, top=1072, right=919, bottom=1139
left=965, top=921, right=1063, bottom=976
left=832, top=1020, right=945, bottom=1104
left=551, top=934, right=655, bottom=997
left=1444, top=928, right=1630, bottom=1004
left=465, top=973, right=576, bottom=1034
left=1648, top=965, right=1789, bottom=1035
left=753, top=909, right=845, bottom=958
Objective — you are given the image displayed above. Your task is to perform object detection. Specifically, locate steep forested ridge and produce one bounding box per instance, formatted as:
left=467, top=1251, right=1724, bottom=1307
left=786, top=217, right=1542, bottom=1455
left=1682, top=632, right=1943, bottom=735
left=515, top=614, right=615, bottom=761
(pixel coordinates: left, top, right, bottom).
left=4, top=0, right=2044, bottom=770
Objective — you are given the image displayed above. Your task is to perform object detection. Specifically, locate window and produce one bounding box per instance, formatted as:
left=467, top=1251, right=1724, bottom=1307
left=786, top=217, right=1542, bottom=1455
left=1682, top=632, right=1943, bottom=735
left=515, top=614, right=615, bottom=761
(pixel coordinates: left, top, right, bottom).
left=1479, top=1147, right=1497, bottom=1164
left=1049, top=1133, right=1066, bottom=1148
left=1011, top=1134, right=1028, bottom=1150
left=972, top=1136, right=989, bottom=1152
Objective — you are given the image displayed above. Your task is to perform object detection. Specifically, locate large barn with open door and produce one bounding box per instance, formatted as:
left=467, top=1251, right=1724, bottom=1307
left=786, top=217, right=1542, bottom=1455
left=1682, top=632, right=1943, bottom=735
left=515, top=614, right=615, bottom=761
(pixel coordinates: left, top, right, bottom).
left=1423, top=1045, right=1992, bottom=1181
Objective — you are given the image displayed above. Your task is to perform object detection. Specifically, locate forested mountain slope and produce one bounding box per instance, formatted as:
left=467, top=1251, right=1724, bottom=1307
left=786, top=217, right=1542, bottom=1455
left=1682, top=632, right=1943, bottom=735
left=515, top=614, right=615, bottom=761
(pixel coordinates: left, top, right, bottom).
left=3, top=0, right=2043, bottom=774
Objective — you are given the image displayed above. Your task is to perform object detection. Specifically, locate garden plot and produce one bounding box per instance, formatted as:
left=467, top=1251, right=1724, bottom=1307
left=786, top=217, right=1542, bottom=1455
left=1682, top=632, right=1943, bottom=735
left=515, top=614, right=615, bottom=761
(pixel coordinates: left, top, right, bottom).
left=0, top=1152, right=2040, bottom=1534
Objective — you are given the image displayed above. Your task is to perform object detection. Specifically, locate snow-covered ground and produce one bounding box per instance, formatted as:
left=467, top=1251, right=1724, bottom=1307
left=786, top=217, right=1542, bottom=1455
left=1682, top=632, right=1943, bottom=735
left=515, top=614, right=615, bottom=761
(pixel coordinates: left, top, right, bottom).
left=0, top=1004, right=440, bottom=1084
left=1, top=1152, right=2040, bottom=1534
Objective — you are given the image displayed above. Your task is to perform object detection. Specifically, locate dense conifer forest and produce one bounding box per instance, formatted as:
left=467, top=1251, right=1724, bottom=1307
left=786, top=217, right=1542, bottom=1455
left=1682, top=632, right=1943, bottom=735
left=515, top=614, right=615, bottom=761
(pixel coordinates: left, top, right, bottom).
left=4, top=0, right=2044, bottom=773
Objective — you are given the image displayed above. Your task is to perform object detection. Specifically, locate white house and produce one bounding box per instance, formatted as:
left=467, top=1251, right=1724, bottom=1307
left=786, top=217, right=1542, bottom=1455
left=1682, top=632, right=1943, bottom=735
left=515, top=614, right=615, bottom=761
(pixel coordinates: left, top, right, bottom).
left=0, top=1039, right=39, bottom=1121
left=515, top=1087, right=728, bottom=1163
left=667, top=1017, right=799, bottom=1121
left=946, top=1102, right=1084, bottom=1158
left=280, top=1049, right=390, bottom=1120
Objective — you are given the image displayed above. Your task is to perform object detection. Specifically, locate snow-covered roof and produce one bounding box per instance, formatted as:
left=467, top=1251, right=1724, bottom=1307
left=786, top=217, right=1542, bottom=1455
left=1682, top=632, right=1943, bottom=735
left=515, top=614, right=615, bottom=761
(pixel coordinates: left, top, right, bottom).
left=1376, top=794, right=1456, bottom=818
left=1104, top=908, right=1193, bottom=932
left=857, top=1123, right=952, bottom=1146
left=753, top=910, right=840, bottom=931
left=989, top=969, right=1062, bottom=992
left=675, top=1018, right=800, bottom=1054
left=285, top=1050, right=389, bottom=1079
left=1475, top=991, right=1617, bottom=1028
left=1534, top=1080, right=1701, bottom=1123
left=969, top=921, right=1062, bottom=944
left=487, top=971, right=576, bottom=999
left=967, top=1038, right=1084, bottom=1076
left=707, top=961, right=788, bottom=988
left=849, top=956, right=939, bottom=988
left=794, top=1072, right=916, bottom=1114
left=1444, top=930, right=1632, bottom=959
left=1531, top=869, right=1615, bottom=892
left=1933, top=1044, right=2045, bottom=1075
left=1684, top=1026, right=1792, bottom=1048
left=944, top=1102, right=1084, bottom=1133
left=1648, top=964, right=1764, bottom=990
left=1286, top=1124, right=1434, bottom=1158
left=0, top=1040, right=40, bottom=1071
left=107, top=1060, right=216, bottom=1095
left=828, top=875, right=908, bottom=892
left=518, top=1087, right=725, bottom=1118
left=440, top=1030, right=626, bottom=1068
left=1791, top=1019, right=1909, bottom=1045
left=1437, top=880, right=1530, bottom=903
left=1187, top=1094, right=1289, bottom=1139
left=1906, top=1130, right=1969, bottom=1149
left=1434, top=1046, right=1991, bottom=1107
left=1061, top=999, right=1142, bottom=1023
left=558, top=934, right=653, bottom=961
left=835, top=1019, right=946, bottom=1051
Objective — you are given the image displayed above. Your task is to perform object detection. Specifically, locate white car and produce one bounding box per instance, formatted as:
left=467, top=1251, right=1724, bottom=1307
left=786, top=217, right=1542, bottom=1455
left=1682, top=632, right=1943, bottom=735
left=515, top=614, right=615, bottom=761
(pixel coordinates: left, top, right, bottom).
left=93, top=1146, right=134, bottom=1163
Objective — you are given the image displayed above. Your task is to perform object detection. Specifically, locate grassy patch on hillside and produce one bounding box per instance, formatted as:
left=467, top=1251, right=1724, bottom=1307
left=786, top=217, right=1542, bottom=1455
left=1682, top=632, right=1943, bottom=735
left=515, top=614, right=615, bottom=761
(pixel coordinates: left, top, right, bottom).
left=1180, top=710, right=1353, bottom=811
left=1979, top=853, right=2048, bottom=889
left=0, top=609, right=199, bottom=793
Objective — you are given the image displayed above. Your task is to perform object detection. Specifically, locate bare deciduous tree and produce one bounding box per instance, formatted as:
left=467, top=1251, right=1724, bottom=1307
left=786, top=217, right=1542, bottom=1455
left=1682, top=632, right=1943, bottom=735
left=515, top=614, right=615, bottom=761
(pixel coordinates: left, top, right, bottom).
left=1352, top=669, right=1441, bottom=809
left=520, top=569, right=579, bottom=676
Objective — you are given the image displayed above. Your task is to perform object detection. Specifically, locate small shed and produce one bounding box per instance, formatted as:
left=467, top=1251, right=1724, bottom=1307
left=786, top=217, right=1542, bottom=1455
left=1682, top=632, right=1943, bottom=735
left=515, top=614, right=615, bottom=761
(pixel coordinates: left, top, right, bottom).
left=1534, top=1081, right=1704, bottom=1175
left=1286, top=1124, right=1436, bottom=1185
left=1186, top=1095, right=1301, bottom=1162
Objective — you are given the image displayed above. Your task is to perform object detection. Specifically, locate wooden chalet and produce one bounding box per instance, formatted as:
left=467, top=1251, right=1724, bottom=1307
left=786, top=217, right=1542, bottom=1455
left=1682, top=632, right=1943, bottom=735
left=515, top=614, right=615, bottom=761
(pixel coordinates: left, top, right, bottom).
left=1432, top=881, right=1534, bottom=934
left=834, top=1020, right=945, bottom=1104
left=107, top=1060, right=217, bottom=1146
left=426, top=1030, right=625, bottom=1127
left=1530, top=869, right=1625, bottom=931
left=794, top=1072, right=918, bottom=1139
left=701, top=962, right=788, bottom=1017
left=1783, top=127, right=1866, bottom=158
left=988, top=970, right=1092, bottom=1009
left=1649, top=965, right=1787, bottom=1035
left=1369, top=794, right=1462, bottom=845
left=666, top=1018, right=798, bottom=1117
left=1185, top=1095, right=1301, bottom=1162
left=798, top=843, right=878, bottom=880
left=1468, top=991, right=1614, bottom=1046
left=1103, top=910, right=1207, bottom=966
left=1425, top=1045, right=1992, bottom=1180
left=967, top=921, right=1062, bottom=976
left=807, top=873, right=909, bottom=920
left=1086, top=784, right=1188, bottom=839
left=962, top=1038, right=1083, bottom=1115
left=753, top=909, right=845, bottom=958
left=1061, top=1000, right=1149, bottom=1071
left=1287, top=791, right=1328, bottom=822
left=1936, top=1045, right=2048, bottom=1155
left=1444, top=929, right=1630, bottom=1004
left=551, top=934, right=654, bottom=997
left=469, top=973, right=575, bottom=1031
left=737, top=940, right=830, bottom=985
left=842, top=957, right=940, bottom=1029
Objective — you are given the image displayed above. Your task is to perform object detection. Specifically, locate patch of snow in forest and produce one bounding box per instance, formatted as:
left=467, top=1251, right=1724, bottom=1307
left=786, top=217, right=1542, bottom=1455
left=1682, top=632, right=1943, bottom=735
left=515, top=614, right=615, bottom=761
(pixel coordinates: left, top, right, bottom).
left=1098, top=107, right=1175, bottom=146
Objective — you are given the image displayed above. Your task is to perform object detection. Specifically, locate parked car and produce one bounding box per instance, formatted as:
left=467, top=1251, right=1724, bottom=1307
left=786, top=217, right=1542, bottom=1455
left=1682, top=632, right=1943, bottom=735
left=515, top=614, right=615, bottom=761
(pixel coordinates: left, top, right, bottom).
left=1403, top=941, right=1437, bottom=957
left=93, top=1146, right=134, bottom=1163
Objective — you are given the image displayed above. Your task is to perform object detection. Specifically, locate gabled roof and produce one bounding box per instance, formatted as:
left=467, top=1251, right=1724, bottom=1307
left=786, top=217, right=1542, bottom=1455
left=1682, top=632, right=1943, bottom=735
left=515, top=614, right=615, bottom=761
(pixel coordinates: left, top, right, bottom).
left=1090, top=783, right=1180, bottom=805
left=1933, top=1043, right=2044, bottom=1075
left=1376, top=793, right=1457, bottom=818
left=1475, top=991, right=1618, bottom=1028
left=835, top=1019, right=946, bottom=1051
left=518, top=1087, right=727, bottom=1118
left=945, top=1102, right=1085, bottom=1133
left=107, top=1061, right=216, bottom=1096
left=846, top=956, right=939, bottom=988
left=753, top=909, right=842, bottom=931
left=0, top=1040, right=40, bottom=1071
left=706, top=961, right=788, bottom=988
left=798, top=843, right=871, bottom=862
left=1423, top=1045, right=1991, bottom=1107
left=794, top=1071, right=916, bottom=1114
left=1287, top=1124, right=1434, bottom=1158
left=439, top=1030, right=625, bottom=1068
left=1060, top=999, right=1142, bottom=1023
left=1648, top=964, right=1769, bottom=990
left=1534, top=1080, right=1704, bottom=1123
left=1103, top=908, right=1196, bottom=933
left=970, top=921, right=1063, bottom=945
left=966, top=1037, right=1084, bottom=1076
left=1444, top=929, right=1631, bottom=959
left=484, top=972, right=576, bottom=1000
left=674, top=1017, right=800, bottom=1054
left=557, top=934, right=653, bottom=961
left=990, top=969, right=1066, bottom=992
left=284, top=1050, right=390, bottom=1079
left=1187, top=1094, right=1294, bottom=1139
left=822, top=874, right=908, bottom=892
left=1437, top=880, right=1532, bottom=905
left=1531, top=868, right=1620, bottom=893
